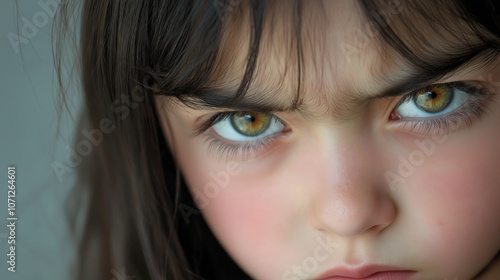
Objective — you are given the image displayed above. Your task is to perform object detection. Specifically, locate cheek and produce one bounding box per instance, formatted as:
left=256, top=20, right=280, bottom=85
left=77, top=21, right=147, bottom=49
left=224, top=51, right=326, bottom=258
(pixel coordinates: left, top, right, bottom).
left=406, top=126, right=500, bottom=275
left=174, top=141, right=304, bottom=278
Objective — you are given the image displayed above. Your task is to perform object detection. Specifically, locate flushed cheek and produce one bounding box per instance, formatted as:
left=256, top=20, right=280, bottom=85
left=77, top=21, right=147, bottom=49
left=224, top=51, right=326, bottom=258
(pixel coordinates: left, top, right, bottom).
left=192, top=174, right=304, bottom=279
left=407, top=138, right=500, bottom=277
left=175, top=145, right=306, bottom=279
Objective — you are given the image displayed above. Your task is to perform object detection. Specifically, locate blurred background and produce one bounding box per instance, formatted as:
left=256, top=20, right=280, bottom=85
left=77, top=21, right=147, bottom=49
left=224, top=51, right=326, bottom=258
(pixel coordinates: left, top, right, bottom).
left=1, top=0, right=78, bottom=279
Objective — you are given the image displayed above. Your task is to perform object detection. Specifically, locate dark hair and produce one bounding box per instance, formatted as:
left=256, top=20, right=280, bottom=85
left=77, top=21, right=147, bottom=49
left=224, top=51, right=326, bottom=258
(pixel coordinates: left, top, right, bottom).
left=55, top=0, right=500, bottom=279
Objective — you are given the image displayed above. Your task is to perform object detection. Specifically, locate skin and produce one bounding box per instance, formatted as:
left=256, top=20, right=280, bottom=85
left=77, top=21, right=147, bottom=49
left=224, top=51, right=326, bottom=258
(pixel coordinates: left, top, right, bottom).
left=155, top=1, right=500, bottom=279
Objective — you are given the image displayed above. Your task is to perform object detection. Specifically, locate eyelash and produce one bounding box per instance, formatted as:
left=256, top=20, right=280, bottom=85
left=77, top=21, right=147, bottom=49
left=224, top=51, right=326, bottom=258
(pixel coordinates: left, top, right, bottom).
left=196, top=82, right=494, bottom=160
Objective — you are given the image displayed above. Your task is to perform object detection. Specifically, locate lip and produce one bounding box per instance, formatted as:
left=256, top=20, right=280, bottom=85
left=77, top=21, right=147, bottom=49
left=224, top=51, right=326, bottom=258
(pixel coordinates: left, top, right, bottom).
left=316, top=265, right=415, bottom=280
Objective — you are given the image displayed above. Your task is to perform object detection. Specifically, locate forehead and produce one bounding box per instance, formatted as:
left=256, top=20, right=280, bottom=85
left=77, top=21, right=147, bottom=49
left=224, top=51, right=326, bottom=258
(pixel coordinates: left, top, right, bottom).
left=208, top=0, right=485, bottom=117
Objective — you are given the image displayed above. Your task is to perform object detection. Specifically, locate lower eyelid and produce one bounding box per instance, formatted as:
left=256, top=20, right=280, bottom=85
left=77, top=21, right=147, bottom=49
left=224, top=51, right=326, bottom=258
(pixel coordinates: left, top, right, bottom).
left=203, top=129, right=290, bottom=160
left=387, top=95, right=489, bottom=136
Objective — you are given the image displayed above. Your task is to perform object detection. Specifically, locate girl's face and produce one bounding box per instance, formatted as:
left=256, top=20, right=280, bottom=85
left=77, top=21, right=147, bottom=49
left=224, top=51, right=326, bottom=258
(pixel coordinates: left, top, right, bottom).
left=155, top=1, right=500, bottom=279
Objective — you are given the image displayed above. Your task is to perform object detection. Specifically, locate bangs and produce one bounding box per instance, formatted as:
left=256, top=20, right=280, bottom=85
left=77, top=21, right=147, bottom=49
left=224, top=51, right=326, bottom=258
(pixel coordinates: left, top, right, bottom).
left=153, top=0, right=305, bottom=111
left=152, top=0, right=500, bottom=110
left=359, top=0, right=500, bottom=87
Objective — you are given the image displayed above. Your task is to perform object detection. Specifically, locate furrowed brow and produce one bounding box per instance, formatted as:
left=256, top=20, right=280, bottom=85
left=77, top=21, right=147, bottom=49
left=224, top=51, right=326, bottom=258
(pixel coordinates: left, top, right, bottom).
left=171, top=48, right=499, bottom=115
left=179, top=87, right=303, bottom=112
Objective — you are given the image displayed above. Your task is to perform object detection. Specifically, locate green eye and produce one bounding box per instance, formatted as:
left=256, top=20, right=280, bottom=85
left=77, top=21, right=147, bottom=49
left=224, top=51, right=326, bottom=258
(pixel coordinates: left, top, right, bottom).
left=230, top=112, right=272, bottom=136
left=413, top=84, right=454, bottom=113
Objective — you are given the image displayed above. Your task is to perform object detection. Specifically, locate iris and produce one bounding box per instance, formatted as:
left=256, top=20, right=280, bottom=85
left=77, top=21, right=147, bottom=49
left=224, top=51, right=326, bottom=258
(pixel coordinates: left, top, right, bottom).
left=414, top=84, right=454, bottom=113
left=230, top=112, right=272, bottom=136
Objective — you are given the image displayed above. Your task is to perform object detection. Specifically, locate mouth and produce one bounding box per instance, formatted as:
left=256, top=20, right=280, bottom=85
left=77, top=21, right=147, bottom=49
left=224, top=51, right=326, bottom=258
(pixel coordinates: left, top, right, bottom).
left=316, top=265, right=416, bottom=280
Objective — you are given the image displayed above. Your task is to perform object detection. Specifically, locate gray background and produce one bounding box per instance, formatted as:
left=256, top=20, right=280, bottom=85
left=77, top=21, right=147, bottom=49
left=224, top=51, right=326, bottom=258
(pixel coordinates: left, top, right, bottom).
left=1, top=0, right=78, bottom=279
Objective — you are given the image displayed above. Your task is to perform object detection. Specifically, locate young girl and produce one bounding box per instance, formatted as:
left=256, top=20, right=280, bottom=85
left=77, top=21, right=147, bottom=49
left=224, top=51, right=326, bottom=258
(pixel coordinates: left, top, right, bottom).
left=57, top=0, right=500, bottom=279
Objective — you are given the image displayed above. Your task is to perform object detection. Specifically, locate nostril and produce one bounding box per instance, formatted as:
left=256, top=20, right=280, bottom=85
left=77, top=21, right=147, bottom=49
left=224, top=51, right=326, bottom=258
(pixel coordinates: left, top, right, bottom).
left=366, top=224, right=386, bottom=234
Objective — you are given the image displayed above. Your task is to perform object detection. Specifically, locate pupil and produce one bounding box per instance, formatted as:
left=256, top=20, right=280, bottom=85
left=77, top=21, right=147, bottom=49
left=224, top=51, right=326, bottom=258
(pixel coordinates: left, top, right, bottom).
left=245, top=115, right=255, bottom=123
left=426, top=91, right=438, bottom=99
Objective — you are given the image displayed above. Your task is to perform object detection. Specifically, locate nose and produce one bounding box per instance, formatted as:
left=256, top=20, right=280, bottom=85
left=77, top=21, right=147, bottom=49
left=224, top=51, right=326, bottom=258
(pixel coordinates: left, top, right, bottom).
left=309, top=136, right=396, bottom=237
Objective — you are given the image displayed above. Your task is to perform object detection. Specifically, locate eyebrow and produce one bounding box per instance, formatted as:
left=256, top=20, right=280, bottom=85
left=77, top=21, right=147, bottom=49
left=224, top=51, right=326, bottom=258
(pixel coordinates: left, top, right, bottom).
left=181, top=87, right=303, bottom=112
left=373, top=49, right=499, bottom=98
left=176, top=51, right=497, bottom=113
left=371, top=72, right=441, bottom=99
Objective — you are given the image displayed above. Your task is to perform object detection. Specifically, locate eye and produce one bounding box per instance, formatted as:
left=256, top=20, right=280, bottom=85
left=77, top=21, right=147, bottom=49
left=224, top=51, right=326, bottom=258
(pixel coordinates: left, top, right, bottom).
left=388, top=81, right=491, bottom=135
left=394, top=83, right=471, bottom=118
left=211, top=111, right=286, bottom=141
